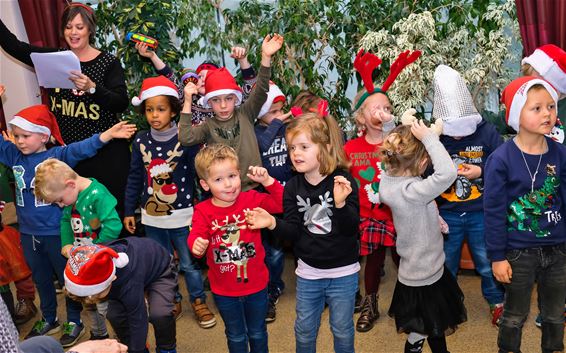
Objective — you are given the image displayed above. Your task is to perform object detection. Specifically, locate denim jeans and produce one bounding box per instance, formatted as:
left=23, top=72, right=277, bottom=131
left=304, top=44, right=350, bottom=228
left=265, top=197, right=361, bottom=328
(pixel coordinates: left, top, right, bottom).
left=19, top=336, right=64, bottom=353
left=20, top=234, right=82, bottom=324
left=145, top=225, right=205, bottom=303
left=213, top=288, right=268, bottom=353
left=262, top=229, right=285, bottom=293
left=498, top=244, right=566, bottom=353
left=441, top=211, right=504, bottom=305
left=295, top=273, right=358, bottom=353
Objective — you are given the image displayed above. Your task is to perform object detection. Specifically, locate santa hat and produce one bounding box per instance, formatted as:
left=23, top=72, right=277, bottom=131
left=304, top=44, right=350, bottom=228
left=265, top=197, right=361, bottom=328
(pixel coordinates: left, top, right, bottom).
left=522, top=44, right=566, bottom=94
left=64, top=244, right=129, bottom=297
left=147, top=158, right=172, bottom=195
left=9, top=105, right=65, bottom=145
left=432, top=65, right=482, bottom=137
left=200, top=68, right=243, bottom=108
left=196, top=61, right=219, bottom=75
left=258, top=81, right=286, bottom=119
left=501, top=76, right=558, bottom=132
left=132, top=76, right=179, bottom=106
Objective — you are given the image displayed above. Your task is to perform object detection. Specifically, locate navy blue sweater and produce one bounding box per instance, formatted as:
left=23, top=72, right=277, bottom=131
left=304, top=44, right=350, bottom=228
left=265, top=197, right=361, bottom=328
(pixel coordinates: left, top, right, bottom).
left=484, top=137, right=566, bottom=261
left=438, top=120, right=503, bottom=212
left=254, top=119, right=293, bottom=185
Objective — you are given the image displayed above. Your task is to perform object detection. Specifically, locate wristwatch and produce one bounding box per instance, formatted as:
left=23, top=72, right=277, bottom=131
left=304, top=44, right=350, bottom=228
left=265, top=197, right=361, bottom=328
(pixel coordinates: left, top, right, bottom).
left=88, top=83, right=96, bottom=94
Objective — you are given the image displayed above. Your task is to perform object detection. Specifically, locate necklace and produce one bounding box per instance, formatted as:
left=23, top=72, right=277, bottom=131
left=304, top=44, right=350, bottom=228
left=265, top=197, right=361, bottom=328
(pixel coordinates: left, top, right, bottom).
left=519, top=149, right=542, bottom=202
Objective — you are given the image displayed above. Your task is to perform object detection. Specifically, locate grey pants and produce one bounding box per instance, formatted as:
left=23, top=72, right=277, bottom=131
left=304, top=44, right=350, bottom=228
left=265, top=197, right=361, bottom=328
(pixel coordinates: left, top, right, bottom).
left=19, top=336, right=64, bottom=353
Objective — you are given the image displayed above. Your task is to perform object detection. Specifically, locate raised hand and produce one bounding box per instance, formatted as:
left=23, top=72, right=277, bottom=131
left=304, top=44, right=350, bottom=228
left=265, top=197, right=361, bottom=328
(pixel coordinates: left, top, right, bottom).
left=192, top=237, right=210, bottom=257
left=275, top=111, right=293, bottom=123
left=135, top=42, right=155, bottom=58
left=230, top=46, right=248, bottom=61
left=100, top=121, right=137, bottom=143
left=261, top=33, right=284, bottom=58
left=184, top=82, right=199, bottom=100
left=247, top=166, right=274, bottom=186
left=2, top=130, right=15, bottom=144
left=333, top=175, right=352, bottom=208
left=245, top=207, right=275, bottom=230
left=410, top=119, right=430, bottom=142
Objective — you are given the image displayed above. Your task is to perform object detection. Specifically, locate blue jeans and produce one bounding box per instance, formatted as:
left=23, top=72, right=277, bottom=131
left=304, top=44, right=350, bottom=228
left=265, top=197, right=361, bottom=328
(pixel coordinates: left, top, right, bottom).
left=262, top=229, right=285, bottom=293
left=19, top=336, right=64, bottom=353
left=441, top=210, right=504, bottom=305
left=295, top=273, right=358, bottom=353
left=498, top=244, right=566, bottom=353
left=213, top=288, right=268, bottom=353
left=20, top=234, right=82, bottom=324
left=145, top=225, right=205, bottom=303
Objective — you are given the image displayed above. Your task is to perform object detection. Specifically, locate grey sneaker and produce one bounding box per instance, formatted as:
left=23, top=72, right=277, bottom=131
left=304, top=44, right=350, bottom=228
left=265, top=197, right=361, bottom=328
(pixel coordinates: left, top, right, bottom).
left=25, top=318, right=61, bottom=338
left=60, top=322, right=85, bottom=347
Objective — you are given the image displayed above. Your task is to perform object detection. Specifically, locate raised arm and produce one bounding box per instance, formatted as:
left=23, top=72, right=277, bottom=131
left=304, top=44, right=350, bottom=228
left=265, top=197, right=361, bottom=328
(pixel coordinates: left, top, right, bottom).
left=0, top=19, right=56, bottom=66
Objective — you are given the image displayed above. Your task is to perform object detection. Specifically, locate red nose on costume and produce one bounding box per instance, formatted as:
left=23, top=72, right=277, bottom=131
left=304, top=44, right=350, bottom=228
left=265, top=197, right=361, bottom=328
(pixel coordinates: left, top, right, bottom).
left=161, top=183, right=178, bottom=195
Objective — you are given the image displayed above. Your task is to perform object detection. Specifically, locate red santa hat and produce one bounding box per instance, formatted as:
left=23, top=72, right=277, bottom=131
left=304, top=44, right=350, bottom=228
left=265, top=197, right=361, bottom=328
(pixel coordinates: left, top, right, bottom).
left=132, top=76, right=179, bottom=106
left=200, top=68, right=243, bottom=108
left=258, top=81, right=286, bottom=119
left=501, top=76, right=558, bottom=132
left=9, top=105, right=65, bottom=145
left=147, top=158, right=172, bottom=195
left=64, top=244, right=129, bottom=297
left=522, top=44, right=566, bottom=94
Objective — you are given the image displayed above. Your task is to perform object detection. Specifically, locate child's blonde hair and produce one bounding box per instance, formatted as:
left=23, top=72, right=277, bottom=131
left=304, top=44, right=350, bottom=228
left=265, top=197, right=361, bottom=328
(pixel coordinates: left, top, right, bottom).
left=379, top=125, right=429, bottom=177
left=34, top=158, right=78, bottom=202
left=195, top=144, right=239, bottom=180
left=286, top=112, right=349, bottom=175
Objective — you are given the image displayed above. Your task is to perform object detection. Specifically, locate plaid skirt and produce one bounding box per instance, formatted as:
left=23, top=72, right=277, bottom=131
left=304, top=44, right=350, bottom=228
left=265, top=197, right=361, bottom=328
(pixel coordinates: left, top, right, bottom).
left=359, top=218, right=396, bottom=256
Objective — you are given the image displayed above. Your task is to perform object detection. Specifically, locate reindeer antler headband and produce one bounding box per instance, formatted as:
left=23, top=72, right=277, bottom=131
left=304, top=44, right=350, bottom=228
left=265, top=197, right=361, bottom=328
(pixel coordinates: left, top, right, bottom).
left=354, top=49, right=422, bottom=110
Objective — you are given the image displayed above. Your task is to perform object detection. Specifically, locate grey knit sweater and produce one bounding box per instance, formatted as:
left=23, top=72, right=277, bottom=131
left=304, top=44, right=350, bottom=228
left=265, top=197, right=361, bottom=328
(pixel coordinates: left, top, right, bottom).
left=379, top=133, right=457, bottom=286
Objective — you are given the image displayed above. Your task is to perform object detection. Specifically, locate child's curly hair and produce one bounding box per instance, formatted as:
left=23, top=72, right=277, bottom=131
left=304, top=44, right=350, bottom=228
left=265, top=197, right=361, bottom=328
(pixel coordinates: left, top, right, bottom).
left=379, top=125, right=429, bottom=177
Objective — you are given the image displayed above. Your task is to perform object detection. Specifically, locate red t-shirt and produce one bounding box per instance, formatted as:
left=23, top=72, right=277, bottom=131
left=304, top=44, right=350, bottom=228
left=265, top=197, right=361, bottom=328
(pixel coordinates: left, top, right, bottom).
left=188, top=182, right=283, bottom=296
left=344, top=136, right=393, bottom=221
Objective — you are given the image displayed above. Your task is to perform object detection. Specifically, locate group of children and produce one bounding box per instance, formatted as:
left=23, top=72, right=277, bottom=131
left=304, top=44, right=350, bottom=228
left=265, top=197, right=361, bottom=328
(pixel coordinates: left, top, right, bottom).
left=1, top=13, right=566, bottom=352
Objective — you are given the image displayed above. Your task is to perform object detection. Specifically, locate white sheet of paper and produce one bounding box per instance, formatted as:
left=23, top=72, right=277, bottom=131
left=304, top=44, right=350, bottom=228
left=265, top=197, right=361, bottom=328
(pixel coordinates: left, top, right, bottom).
left=30, top=51, right=82, bottom=89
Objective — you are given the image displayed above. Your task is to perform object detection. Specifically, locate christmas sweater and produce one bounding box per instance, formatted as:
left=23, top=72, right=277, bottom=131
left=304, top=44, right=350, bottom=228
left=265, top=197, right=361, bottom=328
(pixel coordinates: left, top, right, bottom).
left=60, top=178, right=121, bottom=248
left=271, top=170, right=360, bottom=270
left=178, top=65, right=271, bottom=191
left=105, top=237, right=173, bottom=353
left=344, top=136, right=392, bottom=221
left=0, top=134, right=105, bottom=236
left=124, top=131, right=198, bottom=228
left=254, top=119, right=293, bottom=185
left=188, top=181, right=283, bottom=296
left=484, top=137, right=566, bottom=261
left=0, top=20, right=129, bottom=144
left=437, top=120, right=503, bottom=212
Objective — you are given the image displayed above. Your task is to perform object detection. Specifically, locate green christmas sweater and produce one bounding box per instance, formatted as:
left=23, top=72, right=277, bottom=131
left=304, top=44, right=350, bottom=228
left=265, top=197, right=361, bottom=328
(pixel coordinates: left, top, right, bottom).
left=61, top=178, right=122, bottom=248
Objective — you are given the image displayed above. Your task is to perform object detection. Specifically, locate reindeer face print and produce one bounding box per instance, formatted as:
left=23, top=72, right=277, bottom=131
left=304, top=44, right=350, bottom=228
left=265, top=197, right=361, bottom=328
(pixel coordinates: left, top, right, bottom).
left=200, top=159, right=241, bottom=207
left=297, top=192, right=334, bottom=234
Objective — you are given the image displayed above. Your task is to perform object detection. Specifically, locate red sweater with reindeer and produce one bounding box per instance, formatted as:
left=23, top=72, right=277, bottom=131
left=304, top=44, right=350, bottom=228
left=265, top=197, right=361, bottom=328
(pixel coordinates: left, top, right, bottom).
left=188, top=181, right=283, bottom=296
left=124, top=130, right=199, bottom=228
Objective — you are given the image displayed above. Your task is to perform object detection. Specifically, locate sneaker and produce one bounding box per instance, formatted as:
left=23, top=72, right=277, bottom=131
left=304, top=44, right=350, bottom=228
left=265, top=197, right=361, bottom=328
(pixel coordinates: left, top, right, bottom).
left=535, top=313, right=542, bottom=328
left=172, top=301, right=183, bottom=321
left=354, top=290, right=362, bottom=313
left=25, top=318, right=61, bottom=338
left=14, top=298, right=37, bottom=325
left=490, top=303, right=504, bottom=326
left=265, top=300, right=276, bottom=323
left=60, top=322, right=86, bottom=347
left=89, top=331, right=110, bottom=340
left=191, top=298, right=216, bottom=328
left=268, top=286, right=283, bottom=305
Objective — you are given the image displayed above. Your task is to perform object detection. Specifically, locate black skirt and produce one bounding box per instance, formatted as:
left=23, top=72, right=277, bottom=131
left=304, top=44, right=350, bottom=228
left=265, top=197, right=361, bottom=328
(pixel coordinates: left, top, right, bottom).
left=388, top=268, right=467, bottom=337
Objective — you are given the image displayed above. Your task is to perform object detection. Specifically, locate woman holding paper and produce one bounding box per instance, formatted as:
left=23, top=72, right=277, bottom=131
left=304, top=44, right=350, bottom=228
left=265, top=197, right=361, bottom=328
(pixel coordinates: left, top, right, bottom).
left=0, top=3, right=130, bottom=218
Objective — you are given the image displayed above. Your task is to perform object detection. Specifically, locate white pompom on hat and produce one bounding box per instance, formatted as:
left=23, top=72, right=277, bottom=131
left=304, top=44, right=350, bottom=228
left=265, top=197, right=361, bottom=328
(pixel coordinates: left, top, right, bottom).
left=132, top=75, right=179, bottom=106
left=64, top=245, right=129, bottom=297
left=522, top=44, right=566, bottom=94
left=258, top=81, right=286, bottom=119
left=501, top=76, right=558, bottom=133
left=200, top=68, right=243, bottom=108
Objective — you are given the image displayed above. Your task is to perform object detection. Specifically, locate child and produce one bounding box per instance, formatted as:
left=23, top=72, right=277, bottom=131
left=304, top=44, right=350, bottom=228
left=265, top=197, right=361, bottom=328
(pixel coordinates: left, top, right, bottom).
left=254, top=81, right=292, bottom=322
left=34, top=158, right=122, bottom=340
left=521, top=44, right=566, bottom=144
left=246, top=112, right=360, bottom=353
left=344, top=49, right=421, bottom=332
left=63, top=237, right=178, bottom=353
left=484, top=76, right=566, bottom=353
left=124, top=76, right=215, bottom=328
left=179, top=34, right=284, bottom=191
left=0, top=104, right=135, bottom=346
left=378, top=118, right=466, bottom=353
left=432, top=65, right=505, bottom=325
left=188, top=144, right=284, bottom=353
